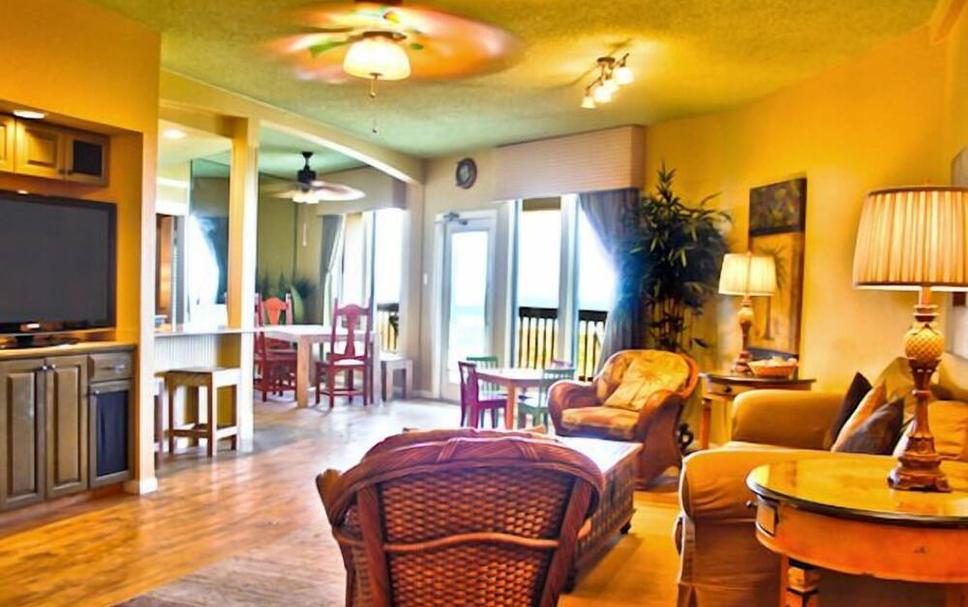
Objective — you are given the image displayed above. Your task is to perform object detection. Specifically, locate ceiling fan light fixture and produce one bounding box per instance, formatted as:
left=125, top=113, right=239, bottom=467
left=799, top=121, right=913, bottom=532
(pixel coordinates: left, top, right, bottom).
left=581, top=92, right=596, bottom=109
left=343, top=31, right=411, bottom=81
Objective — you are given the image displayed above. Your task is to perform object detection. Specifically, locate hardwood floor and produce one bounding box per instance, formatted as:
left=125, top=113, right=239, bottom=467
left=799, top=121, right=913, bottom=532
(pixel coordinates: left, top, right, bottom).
left=0, top=397, right=681, bottom=607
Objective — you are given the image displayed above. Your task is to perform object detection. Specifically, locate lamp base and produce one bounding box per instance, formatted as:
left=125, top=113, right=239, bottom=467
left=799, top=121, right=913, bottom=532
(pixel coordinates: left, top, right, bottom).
left=888, top=443, right=950, bottom=492
left=732, top=297, right=754, bottom=376
left=731, top=353, right=752, bottom=376
left=889, top=291, right=950, bottom=493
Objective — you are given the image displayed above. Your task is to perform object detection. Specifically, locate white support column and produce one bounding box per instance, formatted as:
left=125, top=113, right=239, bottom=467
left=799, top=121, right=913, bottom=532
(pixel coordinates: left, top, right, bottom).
left=558, top=195, right=580, bottom=364
left=227, top=117, right=259, bottom=442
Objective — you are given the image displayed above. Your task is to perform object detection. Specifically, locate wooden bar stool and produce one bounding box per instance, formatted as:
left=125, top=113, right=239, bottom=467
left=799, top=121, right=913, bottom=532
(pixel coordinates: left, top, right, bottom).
left=381, top=354, right=413, bottom=401
left=165, top=367, right=241, bottom=458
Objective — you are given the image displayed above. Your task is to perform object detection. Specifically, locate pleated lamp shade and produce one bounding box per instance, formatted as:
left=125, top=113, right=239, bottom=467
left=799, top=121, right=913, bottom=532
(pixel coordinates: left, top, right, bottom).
left=719, top=253, right=777, bottom=296
left=853, top=187, right=968, bottom=291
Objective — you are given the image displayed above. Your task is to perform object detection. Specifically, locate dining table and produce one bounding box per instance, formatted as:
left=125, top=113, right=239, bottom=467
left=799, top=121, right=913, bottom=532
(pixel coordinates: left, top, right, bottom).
left=474, top=367, right=544, bottom=429
left=262, top=325, right=381, bottom=408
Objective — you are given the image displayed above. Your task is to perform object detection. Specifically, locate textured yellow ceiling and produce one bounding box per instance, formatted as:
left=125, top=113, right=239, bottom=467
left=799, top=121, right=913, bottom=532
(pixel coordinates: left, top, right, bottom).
left=89, top=0, right=936, bottom=157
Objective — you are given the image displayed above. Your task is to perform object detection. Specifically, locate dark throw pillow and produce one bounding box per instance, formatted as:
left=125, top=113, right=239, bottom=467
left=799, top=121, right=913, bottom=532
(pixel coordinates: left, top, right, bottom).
left=827, top=372, right=873, bottom=445
left=832, top=397, right=903, bottom=455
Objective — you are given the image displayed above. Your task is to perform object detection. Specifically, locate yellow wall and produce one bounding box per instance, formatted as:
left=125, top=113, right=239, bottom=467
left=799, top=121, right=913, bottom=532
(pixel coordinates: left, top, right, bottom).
left=256, top=194, right=297, bottom=289
left=0, top=0, right=160, bottom=489
left=644, top=26, right=954, bottom=391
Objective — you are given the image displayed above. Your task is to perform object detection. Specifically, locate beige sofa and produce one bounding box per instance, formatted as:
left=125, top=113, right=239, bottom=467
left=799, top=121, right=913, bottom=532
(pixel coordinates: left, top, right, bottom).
left=676, top=368, right=968, bottom=607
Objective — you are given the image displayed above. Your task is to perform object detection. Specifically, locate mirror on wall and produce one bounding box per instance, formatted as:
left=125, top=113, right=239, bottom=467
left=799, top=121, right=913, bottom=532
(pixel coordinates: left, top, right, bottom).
left=155, top=121, right=232, bottom=327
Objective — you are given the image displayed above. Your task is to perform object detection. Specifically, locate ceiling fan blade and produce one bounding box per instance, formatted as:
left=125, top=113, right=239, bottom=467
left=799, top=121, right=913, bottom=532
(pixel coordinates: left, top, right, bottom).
left=309, top=182, right=366, bottom=201
left=308, top=38, right=356, bottom=57
left=272, top=189, right=303, bottom=199
left=292, top=25, right=355, bottom=34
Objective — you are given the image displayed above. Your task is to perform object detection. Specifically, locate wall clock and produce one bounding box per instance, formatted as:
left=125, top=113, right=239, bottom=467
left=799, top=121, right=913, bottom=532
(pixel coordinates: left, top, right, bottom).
left=455, top=157, right=477, bottom=189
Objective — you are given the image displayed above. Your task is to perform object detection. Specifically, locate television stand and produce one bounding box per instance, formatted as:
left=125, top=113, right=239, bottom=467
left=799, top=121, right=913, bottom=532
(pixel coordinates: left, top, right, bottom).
left=3, top=334, right=80, bottom=350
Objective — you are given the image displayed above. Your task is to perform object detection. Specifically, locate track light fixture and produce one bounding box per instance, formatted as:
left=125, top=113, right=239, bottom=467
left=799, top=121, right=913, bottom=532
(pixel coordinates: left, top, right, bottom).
left=581, top=54, right=633, bottom=109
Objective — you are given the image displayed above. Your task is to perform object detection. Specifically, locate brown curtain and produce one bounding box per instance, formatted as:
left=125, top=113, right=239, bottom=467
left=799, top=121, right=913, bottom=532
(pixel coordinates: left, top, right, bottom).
left=578, top=188, right=640, bottom=369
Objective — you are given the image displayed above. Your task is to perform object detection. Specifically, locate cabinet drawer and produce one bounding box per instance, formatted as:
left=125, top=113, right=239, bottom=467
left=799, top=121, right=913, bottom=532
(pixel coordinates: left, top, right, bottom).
left=704, top=381, right=752, bottom=398
left=89, top=352, right=133, bottom=382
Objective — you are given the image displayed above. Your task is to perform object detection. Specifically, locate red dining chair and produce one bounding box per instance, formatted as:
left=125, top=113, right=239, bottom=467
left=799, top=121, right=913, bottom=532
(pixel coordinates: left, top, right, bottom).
left=253, top=295, right=297, bottom=402
left=458, top=361, right=507, bottom=429
left=316, top=300, right=373, bottom=408
left=260, top=293, right=295, bottom=354
left=261, top=293, right=293, bottom=325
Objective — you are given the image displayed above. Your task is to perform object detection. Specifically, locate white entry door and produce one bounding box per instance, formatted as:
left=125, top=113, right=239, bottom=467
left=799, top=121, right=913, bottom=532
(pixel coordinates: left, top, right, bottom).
left=438, top=213, right=497, bottom=401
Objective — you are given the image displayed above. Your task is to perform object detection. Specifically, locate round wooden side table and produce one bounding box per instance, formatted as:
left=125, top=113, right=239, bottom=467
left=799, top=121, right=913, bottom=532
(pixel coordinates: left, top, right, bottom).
left=698, top=372, right=815, bottom=449
left=747, top=456, right=968, bottom=607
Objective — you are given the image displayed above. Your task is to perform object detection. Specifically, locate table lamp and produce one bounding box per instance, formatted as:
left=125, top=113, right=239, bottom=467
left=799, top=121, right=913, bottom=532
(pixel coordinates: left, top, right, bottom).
left=853, top=186, right=968, bottom=492
left=719, top=252, right=777, bottom=375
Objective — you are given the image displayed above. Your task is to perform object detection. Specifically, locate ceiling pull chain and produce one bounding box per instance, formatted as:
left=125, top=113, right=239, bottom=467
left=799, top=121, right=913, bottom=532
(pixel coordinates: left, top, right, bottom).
left=370, top=74, right=380, bottom=134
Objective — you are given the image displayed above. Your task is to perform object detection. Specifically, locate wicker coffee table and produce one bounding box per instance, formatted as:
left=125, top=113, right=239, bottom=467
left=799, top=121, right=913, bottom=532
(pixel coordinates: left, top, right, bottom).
left=559, top=436, right=642, bottom=590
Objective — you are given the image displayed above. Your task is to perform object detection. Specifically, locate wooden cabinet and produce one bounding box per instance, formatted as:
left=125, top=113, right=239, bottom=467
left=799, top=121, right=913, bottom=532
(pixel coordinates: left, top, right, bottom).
left=44, top=355, right=88, bottom=499
left=0, top=346, right=132, bottom=512
left=14, top=121, right=64, bottom=180
left=0, top=115, right=14, bottom=173
left=0, top=359, right=46, bottom=511
left=7, top=116, right=109, bottom=186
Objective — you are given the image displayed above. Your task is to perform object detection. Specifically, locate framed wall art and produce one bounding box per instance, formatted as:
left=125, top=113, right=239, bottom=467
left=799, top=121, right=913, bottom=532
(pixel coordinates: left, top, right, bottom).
left=748, top=177, right=807, bottom=359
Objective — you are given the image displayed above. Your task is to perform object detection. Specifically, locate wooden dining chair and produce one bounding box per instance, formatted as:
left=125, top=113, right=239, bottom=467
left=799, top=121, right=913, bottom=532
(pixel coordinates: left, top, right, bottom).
left=466, top=354, right=503, bottom=397
left=316, top=300, right=373, bottom=408
left=253, top=323, right=296, bottom=402
left=261, top=293, right=293, bottom=325
left=260, top=293, right=295, bottom=353
left=518, top=366, right=576, bottom=428
left=458, top=361, right=507, bottom=428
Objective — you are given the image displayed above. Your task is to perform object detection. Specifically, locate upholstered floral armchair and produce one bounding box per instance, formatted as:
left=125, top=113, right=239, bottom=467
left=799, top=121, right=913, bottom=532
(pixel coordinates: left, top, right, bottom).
left=549, top=350, right=700, bottom=485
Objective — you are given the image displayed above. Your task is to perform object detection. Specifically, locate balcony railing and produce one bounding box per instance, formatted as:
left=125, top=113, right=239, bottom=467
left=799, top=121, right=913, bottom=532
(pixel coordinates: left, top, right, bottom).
left=515, top=306, right=607, bottom=381
left=377, top=302, right=399, bottom=352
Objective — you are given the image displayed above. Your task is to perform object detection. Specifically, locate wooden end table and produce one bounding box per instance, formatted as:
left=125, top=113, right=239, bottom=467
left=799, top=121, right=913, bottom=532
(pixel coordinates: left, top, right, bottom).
left=698, top=372, right=815, bottom=449
left=747, top=456, right=968, bottom=607
left=559, top=436, right=642, bottom=591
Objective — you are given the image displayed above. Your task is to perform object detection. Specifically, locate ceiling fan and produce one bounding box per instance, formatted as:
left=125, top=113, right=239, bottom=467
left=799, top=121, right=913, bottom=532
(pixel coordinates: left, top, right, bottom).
left=270, top=151, right=365, bottom=204
left=274, top=2, right=520, bottom=86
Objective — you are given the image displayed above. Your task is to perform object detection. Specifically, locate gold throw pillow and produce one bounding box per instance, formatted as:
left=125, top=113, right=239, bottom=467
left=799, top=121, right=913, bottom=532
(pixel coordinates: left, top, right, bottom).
left=603, top=352, right=689, bottom=412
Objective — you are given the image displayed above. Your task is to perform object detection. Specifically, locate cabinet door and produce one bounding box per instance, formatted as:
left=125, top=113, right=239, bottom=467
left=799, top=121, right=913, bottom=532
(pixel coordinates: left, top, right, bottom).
left=0, top=115, right=15, bottom=173
left=89, top=380, right=132, bottom=487
left=44, top=355, right=88, bottom=498
left=14, top=121, right=65, bottom=180
left=64, top=130, right=108, bottom=186
left=0, top=359, right=45, bottom=511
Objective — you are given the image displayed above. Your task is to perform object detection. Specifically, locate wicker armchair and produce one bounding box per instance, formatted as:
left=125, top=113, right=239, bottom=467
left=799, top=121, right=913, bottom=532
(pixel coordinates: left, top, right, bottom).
left=549, top=350, right=699, bottom=486
left=317, top=429, right=605, bottom=607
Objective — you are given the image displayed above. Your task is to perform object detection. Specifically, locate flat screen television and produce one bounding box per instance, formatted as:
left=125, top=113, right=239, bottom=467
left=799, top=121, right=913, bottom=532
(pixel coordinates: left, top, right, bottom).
left=0, top=190, right=116, bottom=337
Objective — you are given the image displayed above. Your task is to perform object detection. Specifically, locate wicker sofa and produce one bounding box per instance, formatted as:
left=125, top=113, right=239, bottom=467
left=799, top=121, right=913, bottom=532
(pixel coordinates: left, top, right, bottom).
left=676, top=358, right=968, bottom=607
left=549, top=350, right=699, bottom=486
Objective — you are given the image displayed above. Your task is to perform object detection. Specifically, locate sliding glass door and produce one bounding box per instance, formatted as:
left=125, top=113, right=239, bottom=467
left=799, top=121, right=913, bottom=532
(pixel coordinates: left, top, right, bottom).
left=439, top=214, right=497, bottom=400
left=511, top=195, right=615, bottom=378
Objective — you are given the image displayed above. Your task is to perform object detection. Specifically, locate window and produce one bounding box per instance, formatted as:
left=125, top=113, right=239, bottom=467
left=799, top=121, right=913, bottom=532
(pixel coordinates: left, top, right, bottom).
left=514, top=199, right=562, bottom=368
left=373, top=209, right=404, bottom=352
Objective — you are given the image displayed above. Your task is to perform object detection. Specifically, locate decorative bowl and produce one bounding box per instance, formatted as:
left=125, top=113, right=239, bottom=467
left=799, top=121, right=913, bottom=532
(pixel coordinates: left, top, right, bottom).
left=748, top=359, right=798, bottom=379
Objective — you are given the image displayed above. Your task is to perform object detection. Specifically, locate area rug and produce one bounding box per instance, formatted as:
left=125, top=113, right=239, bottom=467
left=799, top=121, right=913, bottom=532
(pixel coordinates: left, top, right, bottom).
left=114, top=524, right=347, bottom=607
